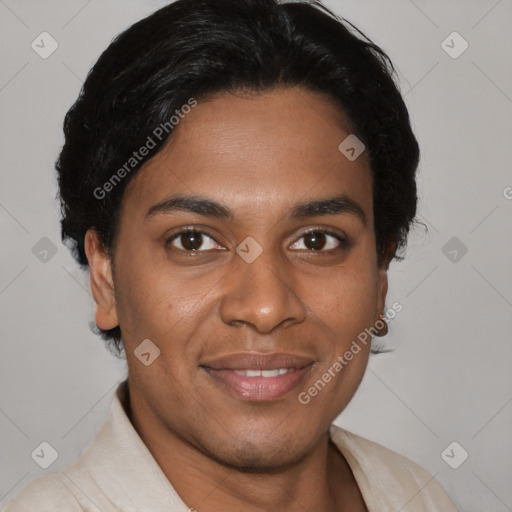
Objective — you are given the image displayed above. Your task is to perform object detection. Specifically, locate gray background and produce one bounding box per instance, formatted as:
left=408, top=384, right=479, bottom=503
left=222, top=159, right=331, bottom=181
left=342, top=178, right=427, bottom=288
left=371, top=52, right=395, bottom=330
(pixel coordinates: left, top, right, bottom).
left=1, top=0, right=511, bottom=510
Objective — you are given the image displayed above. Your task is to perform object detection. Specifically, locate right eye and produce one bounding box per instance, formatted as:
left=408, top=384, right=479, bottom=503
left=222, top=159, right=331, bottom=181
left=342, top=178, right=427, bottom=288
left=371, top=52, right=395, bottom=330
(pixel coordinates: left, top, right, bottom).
left=166, top=229, right=224, bottom=253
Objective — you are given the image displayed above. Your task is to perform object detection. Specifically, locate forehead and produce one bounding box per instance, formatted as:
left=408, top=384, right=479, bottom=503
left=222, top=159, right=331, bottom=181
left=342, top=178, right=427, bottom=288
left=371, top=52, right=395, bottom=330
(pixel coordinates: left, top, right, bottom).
left=122, top=86, right=372, bottom=219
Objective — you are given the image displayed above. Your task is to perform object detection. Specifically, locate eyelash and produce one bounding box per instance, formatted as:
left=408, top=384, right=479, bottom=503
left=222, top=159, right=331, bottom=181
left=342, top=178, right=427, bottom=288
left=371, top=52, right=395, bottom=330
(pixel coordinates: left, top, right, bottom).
left=165, top=227, right=350, bottom=255
left=293, top=228, right=351, bottom=252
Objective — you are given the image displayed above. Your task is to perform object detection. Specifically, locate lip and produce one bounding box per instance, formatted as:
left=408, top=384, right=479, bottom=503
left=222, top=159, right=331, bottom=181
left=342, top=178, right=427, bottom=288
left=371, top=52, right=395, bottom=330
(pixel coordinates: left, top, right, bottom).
left=200, top=352, right=315, bottom=401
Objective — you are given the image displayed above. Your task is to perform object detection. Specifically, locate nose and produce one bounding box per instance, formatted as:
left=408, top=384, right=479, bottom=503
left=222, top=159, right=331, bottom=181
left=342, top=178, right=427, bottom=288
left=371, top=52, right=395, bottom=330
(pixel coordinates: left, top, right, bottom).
left=219, top=247, right=307, bottom=334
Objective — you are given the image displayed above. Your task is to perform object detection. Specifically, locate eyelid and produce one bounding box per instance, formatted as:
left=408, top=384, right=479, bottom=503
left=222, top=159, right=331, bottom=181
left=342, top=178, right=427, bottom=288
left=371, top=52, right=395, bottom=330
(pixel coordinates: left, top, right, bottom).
left=289, top=226, right=350, bottom=250
left=165, top=227, right=225, bottom=252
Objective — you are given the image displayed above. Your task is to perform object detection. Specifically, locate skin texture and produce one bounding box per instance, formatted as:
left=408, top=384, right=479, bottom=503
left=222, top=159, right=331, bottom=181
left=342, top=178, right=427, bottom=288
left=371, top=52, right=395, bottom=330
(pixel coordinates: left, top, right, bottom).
left=85, top=86, right=391, bottom=511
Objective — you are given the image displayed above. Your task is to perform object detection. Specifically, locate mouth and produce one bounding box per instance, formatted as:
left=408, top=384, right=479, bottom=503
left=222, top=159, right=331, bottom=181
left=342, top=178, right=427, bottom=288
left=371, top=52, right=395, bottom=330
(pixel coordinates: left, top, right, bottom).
left=199, top=352, right=315, bottom=401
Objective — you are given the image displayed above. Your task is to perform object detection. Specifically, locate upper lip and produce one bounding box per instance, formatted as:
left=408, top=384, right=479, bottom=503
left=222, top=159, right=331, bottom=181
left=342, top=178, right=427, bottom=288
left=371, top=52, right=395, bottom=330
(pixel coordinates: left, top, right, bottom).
left=200, top=352, right=315, bottom=371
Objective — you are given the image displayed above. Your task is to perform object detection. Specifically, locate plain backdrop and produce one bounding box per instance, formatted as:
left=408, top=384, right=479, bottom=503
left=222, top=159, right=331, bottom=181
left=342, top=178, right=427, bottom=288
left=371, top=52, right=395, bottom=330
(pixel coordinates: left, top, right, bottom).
left=1, top=1, right=511, bottom=510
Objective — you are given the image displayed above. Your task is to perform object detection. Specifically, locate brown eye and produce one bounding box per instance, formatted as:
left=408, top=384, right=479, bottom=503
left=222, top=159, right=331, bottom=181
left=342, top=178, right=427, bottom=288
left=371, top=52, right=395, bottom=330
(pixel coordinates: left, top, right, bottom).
left=290, top=230, right=345, bottom=251
left=167, top=230, right=221, bottom=252
left=180, top=231, right=203, bottom=250
left=303, top=231, right=327, bottom=250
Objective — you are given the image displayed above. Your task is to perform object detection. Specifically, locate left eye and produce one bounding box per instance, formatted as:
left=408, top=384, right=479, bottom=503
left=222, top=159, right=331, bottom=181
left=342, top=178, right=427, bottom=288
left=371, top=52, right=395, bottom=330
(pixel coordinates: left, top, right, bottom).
left=167, top=230, right=221, bottom=251
left=290, top=230, right=343, bottom=251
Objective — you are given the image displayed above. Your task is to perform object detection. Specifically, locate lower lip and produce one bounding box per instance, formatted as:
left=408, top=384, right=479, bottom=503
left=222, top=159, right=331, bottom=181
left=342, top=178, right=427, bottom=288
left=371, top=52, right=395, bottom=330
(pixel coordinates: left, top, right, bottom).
left=201, top=366, right=312, bottom=401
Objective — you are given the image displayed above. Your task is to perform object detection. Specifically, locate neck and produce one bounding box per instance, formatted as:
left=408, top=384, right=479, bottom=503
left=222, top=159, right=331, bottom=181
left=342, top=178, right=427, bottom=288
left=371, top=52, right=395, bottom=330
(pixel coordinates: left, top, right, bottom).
left=125, top=387, right=366, bottom=512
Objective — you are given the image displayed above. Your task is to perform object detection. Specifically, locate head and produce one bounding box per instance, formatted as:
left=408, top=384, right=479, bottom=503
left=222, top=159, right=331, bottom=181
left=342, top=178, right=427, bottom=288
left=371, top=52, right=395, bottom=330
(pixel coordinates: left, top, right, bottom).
left=57, top=0, right=419, bottom=469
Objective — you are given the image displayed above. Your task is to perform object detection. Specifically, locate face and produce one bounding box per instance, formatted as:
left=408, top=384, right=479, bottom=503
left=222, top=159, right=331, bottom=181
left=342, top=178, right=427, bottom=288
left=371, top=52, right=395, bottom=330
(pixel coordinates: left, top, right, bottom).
left=86, top=86, right=389, bottom=470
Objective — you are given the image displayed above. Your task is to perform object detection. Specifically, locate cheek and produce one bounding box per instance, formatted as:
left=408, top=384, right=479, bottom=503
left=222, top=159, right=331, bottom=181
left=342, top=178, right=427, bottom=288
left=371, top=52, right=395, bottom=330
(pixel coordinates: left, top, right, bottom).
left=306, top=261, right=379, bottom=337
left=113, top=249, right=224, bottom=359
left=305, top=267, right=377, bottom=407
left=113, top=239, right=179, bottom=312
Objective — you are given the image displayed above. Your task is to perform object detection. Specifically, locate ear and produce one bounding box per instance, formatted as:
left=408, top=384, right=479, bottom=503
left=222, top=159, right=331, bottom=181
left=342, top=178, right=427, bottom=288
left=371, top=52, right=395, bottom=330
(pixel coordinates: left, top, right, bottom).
left=376, top=241, right=396, bottom=320
left=84, top=229, right=119, bottom=330
left=376, top=268, right=388, bottom=321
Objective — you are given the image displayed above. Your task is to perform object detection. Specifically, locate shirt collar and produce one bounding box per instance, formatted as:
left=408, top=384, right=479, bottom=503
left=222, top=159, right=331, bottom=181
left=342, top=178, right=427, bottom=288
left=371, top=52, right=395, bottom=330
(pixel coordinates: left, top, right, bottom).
left=67, top=380, right=379, bottom=511
left=67, top=380, right=190, bottom=510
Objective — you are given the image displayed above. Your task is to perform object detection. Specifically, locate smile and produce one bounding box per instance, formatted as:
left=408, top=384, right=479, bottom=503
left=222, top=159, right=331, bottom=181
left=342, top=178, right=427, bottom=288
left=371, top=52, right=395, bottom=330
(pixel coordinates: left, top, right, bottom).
left=233, top=368, right=295, bottom=377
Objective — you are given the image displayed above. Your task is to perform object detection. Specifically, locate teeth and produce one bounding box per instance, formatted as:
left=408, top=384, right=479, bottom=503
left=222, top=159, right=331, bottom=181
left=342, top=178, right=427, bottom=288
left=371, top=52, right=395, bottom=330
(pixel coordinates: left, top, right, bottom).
left=261, top=369, right=280, bottom=377
left=233, top=368, right=293, bottom=377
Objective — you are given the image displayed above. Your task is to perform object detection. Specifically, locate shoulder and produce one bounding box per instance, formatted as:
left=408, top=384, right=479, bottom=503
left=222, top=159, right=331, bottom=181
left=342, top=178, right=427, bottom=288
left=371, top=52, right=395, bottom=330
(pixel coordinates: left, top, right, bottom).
left=330, top=425, right=458, bottom=511
left=1, top=474, right=83, bottom=512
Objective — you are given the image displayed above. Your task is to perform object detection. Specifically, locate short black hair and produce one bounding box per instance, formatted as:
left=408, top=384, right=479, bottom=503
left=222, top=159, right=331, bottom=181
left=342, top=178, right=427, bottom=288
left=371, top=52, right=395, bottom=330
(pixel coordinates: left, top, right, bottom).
left=56, top=0, right=420, bottom=352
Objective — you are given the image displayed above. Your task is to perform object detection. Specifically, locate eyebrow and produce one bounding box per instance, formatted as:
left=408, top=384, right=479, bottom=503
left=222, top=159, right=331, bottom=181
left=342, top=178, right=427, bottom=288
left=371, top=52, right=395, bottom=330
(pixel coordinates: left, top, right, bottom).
left=145, top=194, right=231, bottom=220
left=145, top=193, right=366, bottom=225
left=290, top=195, right=366, bottom=225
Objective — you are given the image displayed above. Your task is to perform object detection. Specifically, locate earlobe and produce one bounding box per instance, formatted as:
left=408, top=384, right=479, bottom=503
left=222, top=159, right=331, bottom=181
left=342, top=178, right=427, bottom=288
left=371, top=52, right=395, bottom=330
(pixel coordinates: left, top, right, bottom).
left=84, top=229, right=119, bottom=330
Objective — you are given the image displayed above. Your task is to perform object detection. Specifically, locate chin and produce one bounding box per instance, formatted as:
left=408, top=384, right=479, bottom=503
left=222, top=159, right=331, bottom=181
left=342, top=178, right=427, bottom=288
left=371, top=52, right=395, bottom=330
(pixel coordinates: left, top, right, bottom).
left=196, top=433, right=309, bottom=472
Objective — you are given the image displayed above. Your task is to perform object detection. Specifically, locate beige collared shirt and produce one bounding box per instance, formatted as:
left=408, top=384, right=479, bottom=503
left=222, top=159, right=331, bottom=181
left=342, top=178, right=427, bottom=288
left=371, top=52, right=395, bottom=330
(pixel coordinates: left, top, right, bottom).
left=2, top=381, right=458, bottom=511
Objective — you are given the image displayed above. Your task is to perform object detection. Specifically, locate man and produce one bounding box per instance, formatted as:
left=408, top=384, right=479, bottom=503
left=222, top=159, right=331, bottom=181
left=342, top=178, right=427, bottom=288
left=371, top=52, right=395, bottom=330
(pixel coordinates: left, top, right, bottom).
left=3, top=0, right=458, bottom=510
